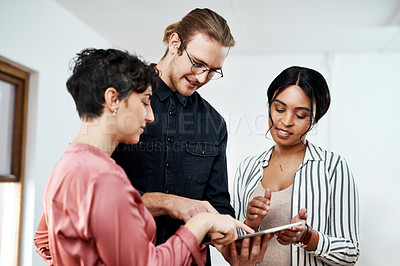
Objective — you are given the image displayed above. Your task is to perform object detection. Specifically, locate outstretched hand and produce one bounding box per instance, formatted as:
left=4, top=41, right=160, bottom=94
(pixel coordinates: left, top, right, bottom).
left=208, top=214, right=255, bottom=246
left=170, top=197, right=219, bottom=222
left=245, top=188, right=271, bottom=230
left=185, top=213, right=254, bottom=246
left=275, top=208, right=308, bottom=245
left=142, top=193, right=219, bottom=222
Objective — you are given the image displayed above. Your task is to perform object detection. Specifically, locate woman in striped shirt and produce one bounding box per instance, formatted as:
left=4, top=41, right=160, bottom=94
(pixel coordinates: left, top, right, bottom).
left=231, top=66, right=360, bottom=265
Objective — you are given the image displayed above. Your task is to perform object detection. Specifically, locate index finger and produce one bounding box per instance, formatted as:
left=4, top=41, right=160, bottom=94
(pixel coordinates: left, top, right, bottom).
left=234, top=219, right=255, bottom=234
left=251, top=196, right=269, bottom=204
left=264, top=188, right=271, bottom=200
left=240, top=238, right=251, bottom=260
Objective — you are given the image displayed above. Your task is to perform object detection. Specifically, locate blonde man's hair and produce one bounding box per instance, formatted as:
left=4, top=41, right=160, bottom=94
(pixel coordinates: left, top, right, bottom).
left=162, top=8, right=235, bottom=57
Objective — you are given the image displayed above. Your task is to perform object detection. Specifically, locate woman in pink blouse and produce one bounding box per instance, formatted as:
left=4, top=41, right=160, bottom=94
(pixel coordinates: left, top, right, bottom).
left=34, top=48, right=253, bottom=266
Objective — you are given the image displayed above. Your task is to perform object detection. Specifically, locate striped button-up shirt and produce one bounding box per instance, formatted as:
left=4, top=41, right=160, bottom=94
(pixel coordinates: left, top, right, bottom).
left=232, top=142, right=360, bottom=265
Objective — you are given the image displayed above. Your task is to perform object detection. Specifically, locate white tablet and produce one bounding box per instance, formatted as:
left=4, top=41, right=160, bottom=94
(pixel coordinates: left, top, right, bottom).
left=237, top=221, right=303, bottom=240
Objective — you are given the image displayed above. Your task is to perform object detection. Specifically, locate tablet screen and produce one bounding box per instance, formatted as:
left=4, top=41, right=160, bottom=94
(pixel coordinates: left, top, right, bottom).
left=237, top=221, right=303, bottom=240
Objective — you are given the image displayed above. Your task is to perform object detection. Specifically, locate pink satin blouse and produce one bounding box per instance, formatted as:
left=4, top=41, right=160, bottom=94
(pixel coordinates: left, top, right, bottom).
left=34, top=143, right=206, bottom=265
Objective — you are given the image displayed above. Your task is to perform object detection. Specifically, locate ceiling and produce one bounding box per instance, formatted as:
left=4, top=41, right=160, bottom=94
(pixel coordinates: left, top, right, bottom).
left=54, top=0, right=400, bottom=58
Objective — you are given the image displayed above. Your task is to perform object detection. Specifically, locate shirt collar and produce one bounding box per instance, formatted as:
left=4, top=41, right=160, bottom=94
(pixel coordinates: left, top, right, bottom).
left=258, top=141, right=323, bottom=167
left=304, top=141, right=323, bottom=162
left=259, top=146, right=274, bottom=167
left=155, top=78, right=188, bottom=107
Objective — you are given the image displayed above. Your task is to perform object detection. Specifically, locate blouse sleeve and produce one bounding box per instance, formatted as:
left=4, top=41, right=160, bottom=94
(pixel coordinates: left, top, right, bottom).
left=231, top=158, right=248, bottom=223
left=231, top=155, right=262, bottom=223
left=34, top=213, right=53, bottom=265
left=312, top=157, right=360, bottom=265
left=88, top=173, right=206, bottom=266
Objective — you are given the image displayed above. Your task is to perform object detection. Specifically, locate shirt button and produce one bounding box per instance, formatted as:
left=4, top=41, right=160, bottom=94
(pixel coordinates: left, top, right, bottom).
left=167, top=137, right=173, bottom=142
left=201, top=151, right=205, bottom=155
left=166, top=162, right=171, bottom=167
left=169, top=111, right=175, bottom=115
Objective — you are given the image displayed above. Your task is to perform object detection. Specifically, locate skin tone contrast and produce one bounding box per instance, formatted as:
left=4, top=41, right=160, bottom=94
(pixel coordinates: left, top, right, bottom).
left=71, top=86, right=254, bottom=246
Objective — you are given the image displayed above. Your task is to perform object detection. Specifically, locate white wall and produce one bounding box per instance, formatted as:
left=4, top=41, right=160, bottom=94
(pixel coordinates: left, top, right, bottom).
left=330, top=53, right=400, bottom=266
left=201, top=52, right=400, bottom=265
left=0, top=0, right=110, bottom=265
left=1, top=1, right=400, bottom=265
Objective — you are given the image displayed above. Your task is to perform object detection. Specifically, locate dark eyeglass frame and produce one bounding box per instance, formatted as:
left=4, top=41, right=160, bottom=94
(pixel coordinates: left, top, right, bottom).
left=179, top=36, right=223, bottom=80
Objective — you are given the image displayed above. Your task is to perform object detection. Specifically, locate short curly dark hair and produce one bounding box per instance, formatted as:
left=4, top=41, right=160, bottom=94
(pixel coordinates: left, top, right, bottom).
left=66, top=48, right=158, bottom=120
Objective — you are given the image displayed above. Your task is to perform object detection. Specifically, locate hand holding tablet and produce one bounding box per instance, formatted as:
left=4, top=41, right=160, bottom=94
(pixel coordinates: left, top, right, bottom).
left=237, top=221, right=303, bottom=240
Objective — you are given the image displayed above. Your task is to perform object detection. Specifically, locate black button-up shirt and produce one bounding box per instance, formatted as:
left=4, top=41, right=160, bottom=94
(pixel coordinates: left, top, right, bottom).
left=112, top=78, right=235, bottom=245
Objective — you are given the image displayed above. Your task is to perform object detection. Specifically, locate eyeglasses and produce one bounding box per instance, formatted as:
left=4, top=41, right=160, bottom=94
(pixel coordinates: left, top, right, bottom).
left=180, top=37, right=223, bottom=80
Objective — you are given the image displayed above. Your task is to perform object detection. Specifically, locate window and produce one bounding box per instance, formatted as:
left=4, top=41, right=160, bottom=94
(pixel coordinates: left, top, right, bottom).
left=0, top=59, right=29, bottom=266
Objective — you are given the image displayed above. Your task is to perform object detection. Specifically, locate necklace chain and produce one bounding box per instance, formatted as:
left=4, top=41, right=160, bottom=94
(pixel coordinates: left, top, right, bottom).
left=272, top=148, right=305, bottom=172
left=275, top=157, right=297, bottom=171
